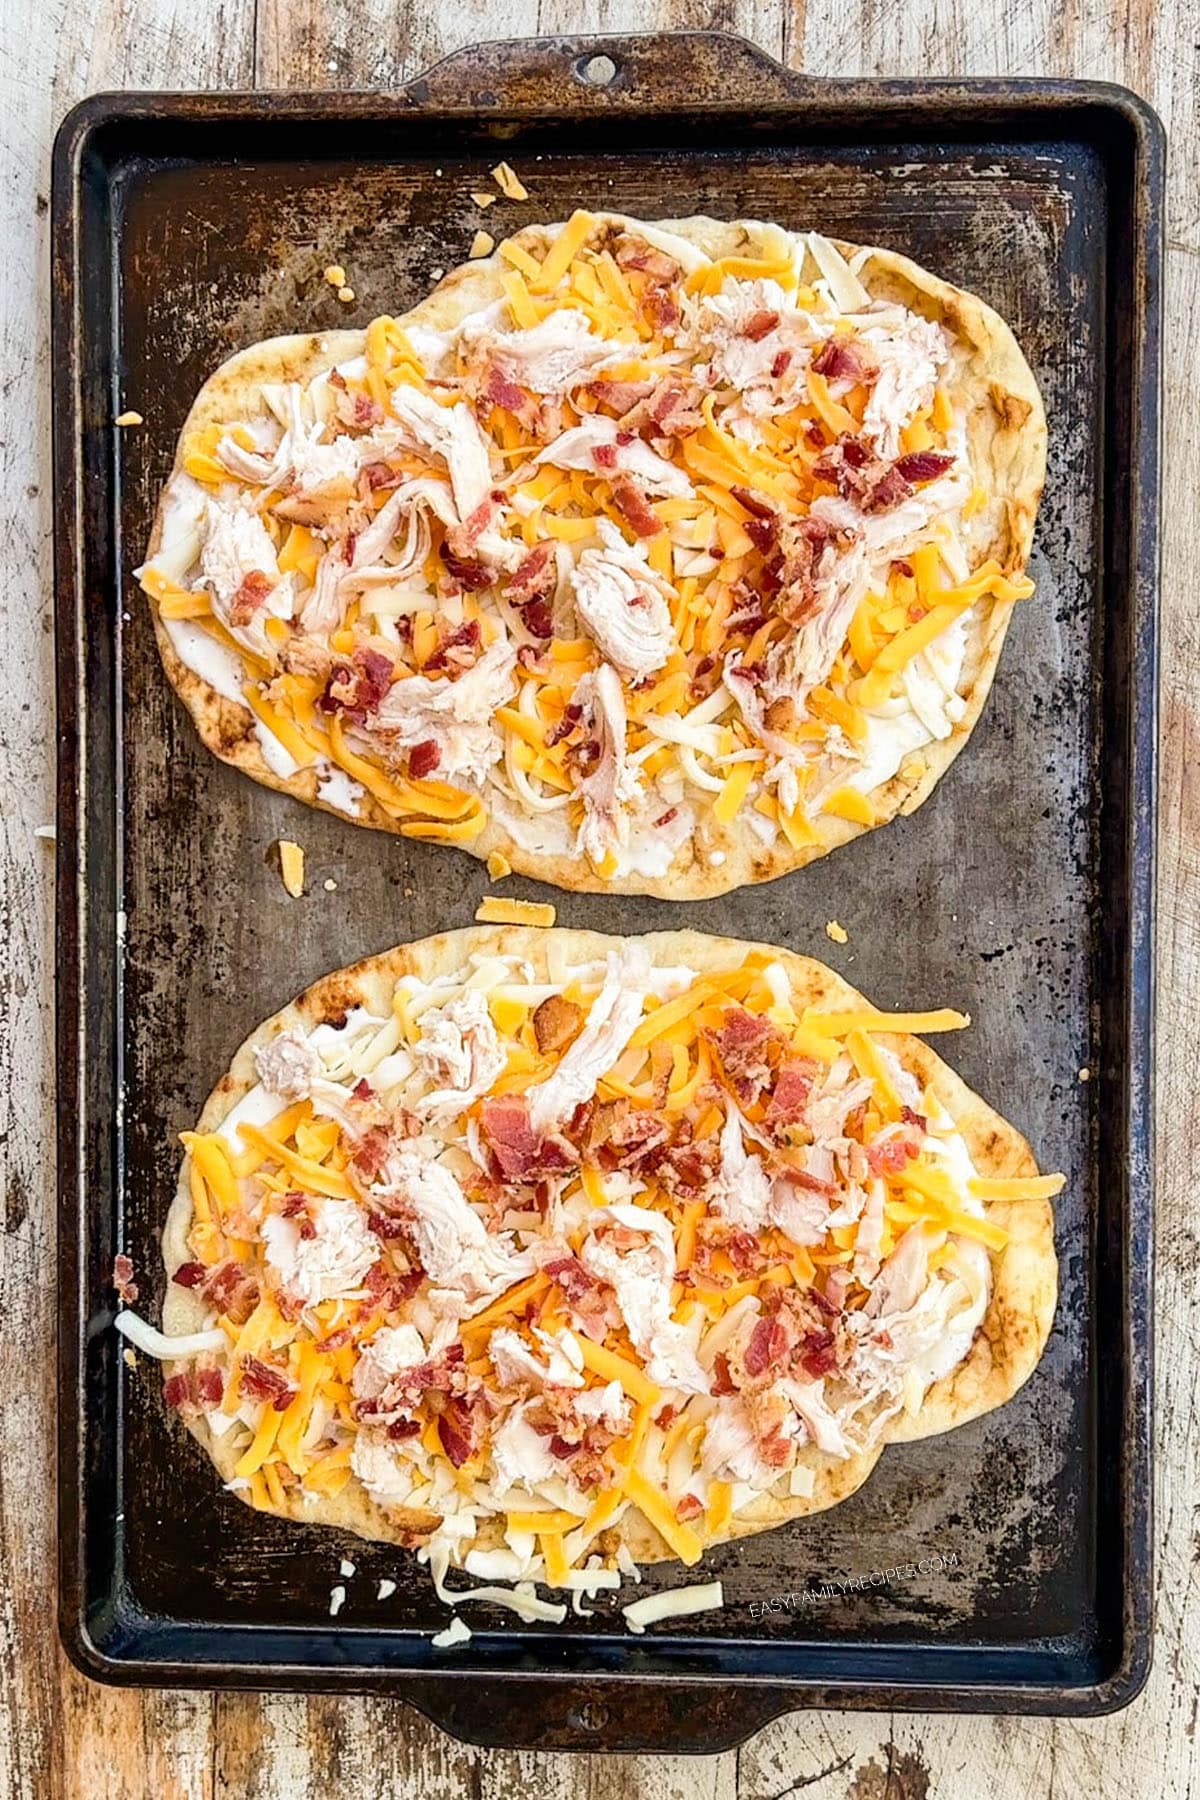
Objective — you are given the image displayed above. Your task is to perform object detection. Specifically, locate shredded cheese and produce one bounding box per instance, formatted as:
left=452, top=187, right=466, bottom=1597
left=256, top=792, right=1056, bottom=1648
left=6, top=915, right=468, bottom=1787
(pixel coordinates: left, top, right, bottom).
left=474, top=897, right=556, bottom=928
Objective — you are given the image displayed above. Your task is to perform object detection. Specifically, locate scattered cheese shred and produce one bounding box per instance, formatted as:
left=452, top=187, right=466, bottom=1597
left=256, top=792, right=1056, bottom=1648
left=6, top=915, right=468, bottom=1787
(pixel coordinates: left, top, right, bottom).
left=471, top=191, right=497, bottom=209
left=486, top=851, right=512, bottom=880
left=492, top=161, right=529, bottom=201
left=114, top=410, right=143, bottom=427
left=323, top=264, right=347, bottom=287
left=623, top=1580, right=724, bottom=1634
left=431, top=1616, right=472, bottom=1648
left=804, top=1007, right=970, bottom=1037
left=470, top=230, right=495, bottom=259
left=474, top=896, right=556, bottom=927
left=277, top=840, right=305, bottom=898
left=825, top=920, right=849, bottom=945
left=969, top=1174, right=1066, bottom=1201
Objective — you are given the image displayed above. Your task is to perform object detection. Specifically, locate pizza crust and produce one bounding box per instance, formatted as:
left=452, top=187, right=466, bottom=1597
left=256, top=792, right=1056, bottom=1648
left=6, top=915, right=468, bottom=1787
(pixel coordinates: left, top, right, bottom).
left=143, top=216, right=1047, bottom=899
left=161, top=926, right=1058, bottom=1561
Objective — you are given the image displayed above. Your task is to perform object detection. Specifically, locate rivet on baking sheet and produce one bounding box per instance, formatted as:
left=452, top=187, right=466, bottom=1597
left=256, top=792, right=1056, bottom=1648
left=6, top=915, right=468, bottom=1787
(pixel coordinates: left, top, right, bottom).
left=578, top=54, right=617, bottom=87
left=568, top=1699, right=609, bottom=1730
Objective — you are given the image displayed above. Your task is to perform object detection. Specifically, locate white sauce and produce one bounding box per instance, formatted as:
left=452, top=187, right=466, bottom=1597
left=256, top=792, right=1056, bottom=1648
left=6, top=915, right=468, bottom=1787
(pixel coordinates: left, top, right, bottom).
left=216, top=1080, right=289, bottom=1152
left=316, top=761, right=363, bottom=817
left=163, top=617, right=249, bottom=708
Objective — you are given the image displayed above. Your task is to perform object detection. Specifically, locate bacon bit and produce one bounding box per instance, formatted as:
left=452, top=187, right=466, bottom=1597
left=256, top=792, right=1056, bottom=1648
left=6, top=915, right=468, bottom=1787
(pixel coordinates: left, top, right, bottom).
left=865, top=465, right=913, bottom=512
left=506, top=541, right=556, bottom=604
left=894, top=450, right=955, bottom=484
left=522, top=599, right=554, bottom=640
left=484, top=365, right=527, bottom=415
left=743, top=309, right=779, bottom=341
left=112, top=1253, right=138, bottom=1305
left=480, top=1096, right=579, bottom=1183
left=196, top=1259, right=260, bottom=1325
left=657, top=1136, right=721, bottom=1196
left=405, top=739, right=440, bottom=779
left=655, top=807, right=679, bottom=827
left=812, top=336, right=877, bottom=384
left=543, top=1255, right=596, bottom=1302
left=592, top=440, right=618, bottom=469
left=241, top=1357, right=296, bottom=1411
left=352, top=1125, right=393, bottom=1181
left=440, top=548, right=492, bottom=592
left=710, top=1352, right=737, bottom=1396
left=611, top=477, right=662, bottom=538
left=730, top=484, right=775, bottom=520
left=491, top=162, right=528, bottom=201
left=585, top=1100, right=671, bottom=1171
left=350, top=1078, right=373, bottom=1101
left=172, top=1260, right=206, bottom=1289
left=547, top=701, right=582, bottom=746
left=765, top=1057, right=819, bottom=1130
left=592, top=377, right=654, bottom=416
left=195, top=1367, right=224, bottom=1406
left=470, top=230, right=495, bottom=259
left=893, top=558, right=915, bottom=577
left=228, top=569, right=275, bottom=626
left=770, top=349, right=792, bottom=380
left=162, top=1373, right=191, bottom=1409
left=866, top=1134, right=922, bottom=1175
left=362, top=459, right=400, bottom=491
left=280, top=1191, right=308, bottom=1218
left=706, top=1007, right=783, bottom=1102
left=725, top=1228, right=766, bottom=1276
left=388, top=1417, right=422, bottom=1440
left=676, top=1493, right=703, bottom=1521
left=743, top=1315, right=791, bottom=1377
left=900, top=1104, right=928, bottom=1132
left=643, top=286, right=681, bottom=332
left=437, top=1394, right=478, bottom=1466
left=532, top=994, right=583, bottom=1055
left=616, top=240, right=679, bottom=282
left=318, top=648, right=394, bottom=720
left=804, top=419, right=828, bottom=450
left=426, top=618, right=482, bottom=672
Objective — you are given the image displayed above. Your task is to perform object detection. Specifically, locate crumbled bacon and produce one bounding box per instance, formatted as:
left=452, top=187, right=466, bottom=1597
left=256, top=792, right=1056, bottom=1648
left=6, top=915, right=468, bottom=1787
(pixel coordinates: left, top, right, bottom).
left=317, top=647, right=395, bottom=721
left=706, top=1007, right=783, bottom=1103
left=643, top=286, right=681, bottom=332
left=743, top=1314, right=791, bottom=1377
left=521, top=599, right=554, bottom=640
left=584, top=1099, right=671, bottom=1170
left=743, top=309, right=779, bottom=341
left=591, top=377, right=654, bottom=416
left=196, top=1367, right=224, bottom=1406
left=195, top=1258, right=260, bottom=1325
left=227, top=569, right=275, bottom=627
left=811, top=336, right=878, bottom=385
left=112, top=1253, right=138, bottom=1305
left=505, top=541, right=556, bottom=604
left=532, top=993, right=583, bottom=1054
left=352, top=1124, right=393, bottom=1181
left=480, top=1096, right=580, bottom=1183
left=172, top=1260, right=206, bottom=1290
left=448, top=491, right=502, bottom=554
left=362, top=1258, right=424, bottom=1311
left=894, top=450, right=955, bottom=484
left=730, top=484, right=775, bottom=520
left=865, top=1132, right=923, bottom=1175
left=439, top=548, right=491, bottom=592
left=615, top=240, right=681, bottom=283
left=725, top=1228, right=766, bottom=1276
left=619, top=379, right=704, bottom=439
left=611, top=477, right=662, bottom=538
left=426, top=618, right=483, bottom=672
left=547, top=701, right=582, bottom=745
left=866, top=465, right=913, bottom=512
left=710, top=1352, right=737, bottom=1396
left=676, top=1493, right=703, bottom=1521
left=656, top=1135, right=721, bottom=1198
left=361, top=458, right=400, bottom=491
left=484, top=364, right=528, bottom=415
left=240, top=1356, right=296, bottom=1411
left=765, top=1058, right=820, bottom=1132
left=771, top=349, right=792, bottom=380
left=813, top=433, right=922, bottom=515
left=280, top=1191, right=308, bottom=1219
left=900, top=1104, right=928, bottom=1133
left=592, top=440, right=618, bottom=470
left=408, top=739, right=441, bottom=779
left=435, top=1394, right=478, bottom=1467
left=388, top=1417, right=421, bottom=1440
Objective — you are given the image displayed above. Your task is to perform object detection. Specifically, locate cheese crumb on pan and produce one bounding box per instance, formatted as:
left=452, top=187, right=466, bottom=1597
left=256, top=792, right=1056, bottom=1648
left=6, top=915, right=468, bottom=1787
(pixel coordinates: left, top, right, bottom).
left=470, top=230, right=495, bottom=259
left=474, top=896, right=555, bottom=927
left=377, top=1578, right=396, bottom=1600
left=471, top=190, right=497, bottom=209
left=337, top=285, right=355, bottom=304
left=339, top=1558, right=356, bottom=1578
left=323, top=264, right=347, bottom=287
left=114, top=410, right=143, bottom=426
left=491, top=161, right=528, bottom=200
left=486, top=851, right=512, bottom=880
left=277, top=840, right=305, bottom=897
left=825, top=920, right=849, bottom=944
left=431, top=1616, right=472, bottom=1648
left=623, top=1580, right=724, bottom=1634
left=329, top=1584, right=346, bottom=1617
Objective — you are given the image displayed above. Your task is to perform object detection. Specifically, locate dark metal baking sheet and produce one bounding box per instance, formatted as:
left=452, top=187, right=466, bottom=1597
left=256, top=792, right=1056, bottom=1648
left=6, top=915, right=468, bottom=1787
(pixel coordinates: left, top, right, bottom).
left=53, top=32, right=1160, bottom=1750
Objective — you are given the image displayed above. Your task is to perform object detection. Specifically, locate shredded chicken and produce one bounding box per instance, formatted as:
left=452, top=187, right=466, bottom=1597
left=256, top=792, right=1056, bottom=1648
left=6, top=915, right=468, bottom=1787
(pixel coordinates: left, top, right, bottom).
left=526, top=943, right=651, bottom=1134
left=580, top=1203, right=709, bottom=1395
left=261, top=1198, right=379, bottom=1307
left=570, top=520, right=676, bottom=679
left=374, top=1147, right=533, bottom=1310
left=364, top=637, right=517, bottom=782
left=571, top=663, right=641, bottom=866
left=388, top=387, right=493, bottom=523
left=489, top=1325, right=584, bottom=1391
left=413, top=989, right=507, bottom=1120
left=462, top=310, right=620, bottom=396
left=197, top=501, right=293, bottom=658
left=256, top=1028, right=320, bottom=1099
left=859, top=314, right=949, bottom=459
left=708, top=1106, right=774, bottom=1231
left=535, top=416, right=693, bottom=497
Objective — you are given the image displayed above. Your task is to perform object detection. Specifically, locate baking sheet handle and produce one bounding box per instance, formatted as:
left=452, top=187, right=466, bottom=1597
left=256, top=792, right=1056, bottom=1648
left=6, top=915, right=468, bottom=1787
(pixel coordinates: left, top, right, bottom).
left=404, top=29, right=817, bottom=117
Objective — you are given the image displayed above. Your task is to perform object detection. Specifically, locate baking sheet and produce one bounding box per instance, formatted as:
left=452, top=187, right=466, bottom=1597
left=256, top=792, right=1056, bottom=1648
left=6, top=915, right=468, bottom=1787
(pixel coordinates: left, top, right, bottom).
left=54, top=34, right=1159, bottom=1745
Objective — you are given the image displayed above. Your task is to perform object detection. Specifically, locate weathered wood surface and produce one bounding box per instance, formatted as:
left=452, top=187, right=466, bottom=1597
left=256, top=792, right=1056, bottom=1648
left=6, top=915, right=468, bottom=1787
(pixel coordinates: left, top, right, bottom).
left=1, top=0, right=1194, bottom=1793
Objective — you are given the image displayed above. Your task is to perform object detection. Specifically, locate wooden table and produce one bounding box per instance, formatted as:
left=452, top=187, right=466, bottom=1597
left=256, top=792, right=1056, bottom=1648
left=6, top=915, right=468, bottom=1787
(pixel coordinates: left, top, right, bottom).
left=3, top=2, right=1194, bottom=1794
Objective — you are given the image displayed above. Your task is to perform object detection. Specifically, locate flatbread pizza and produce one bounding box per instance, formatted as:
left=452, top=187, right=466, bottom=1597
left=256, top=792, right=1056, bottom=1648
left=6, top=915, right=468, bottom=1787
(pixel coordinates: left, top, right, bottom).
left=117, top=928, right=1061, bottom=1615
left=137, top=213, right=1046, bottom=897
